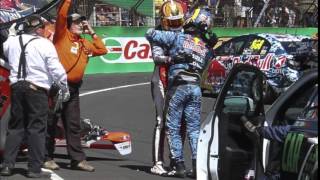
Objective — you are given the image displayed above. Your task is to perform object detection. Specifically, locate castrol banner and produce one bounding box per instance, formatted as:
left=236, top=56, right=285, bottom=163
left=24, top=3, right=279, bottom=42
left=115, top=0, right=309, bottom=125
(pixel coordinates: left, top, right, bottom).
left=85, top=27, right=154, bottom=74
left=100, top=37, right=152, bottom=64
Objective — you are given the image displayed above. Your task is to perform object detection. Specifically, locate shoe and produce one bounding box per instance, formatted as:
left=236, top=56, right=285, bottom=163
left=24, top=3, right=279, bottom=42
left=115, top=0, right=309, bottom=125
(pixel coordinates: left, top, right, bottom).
left=0, top=166, right=12, bottom=176
left=186, top=159, right=196, bottom=179
left=150, top=161, right=167, bottom=176
left=71, top=160, right=95, bottom=172
left=26, top=171, right=51, bottom=178
left=165, top=161, right=185, bottom=178
left=43, top=160, right=60, bottom=170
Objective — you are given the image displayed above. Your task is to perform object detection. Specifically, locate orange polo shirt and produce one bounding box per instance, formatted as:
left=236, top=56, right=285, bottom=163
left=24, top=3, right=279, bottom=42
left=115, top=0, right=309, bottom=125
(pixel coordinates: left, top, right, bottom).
left=53, top=0, right=107, bottom=83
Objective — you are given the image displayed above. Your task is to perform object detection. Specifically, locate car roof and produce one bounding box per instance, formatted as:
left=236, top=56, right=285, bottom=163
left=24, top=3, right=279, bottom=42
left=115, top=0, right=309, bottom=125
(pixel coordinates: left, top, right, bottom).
left=254, top=33, right=311, bottom=42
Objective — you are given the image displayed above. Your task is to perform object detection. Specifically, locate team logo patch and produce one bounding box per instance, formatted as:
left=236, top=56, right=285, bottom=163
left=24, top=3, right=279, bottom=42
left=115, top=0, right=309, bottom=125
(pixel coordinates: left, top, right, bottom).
left=103, top=39, right=122, bottom=61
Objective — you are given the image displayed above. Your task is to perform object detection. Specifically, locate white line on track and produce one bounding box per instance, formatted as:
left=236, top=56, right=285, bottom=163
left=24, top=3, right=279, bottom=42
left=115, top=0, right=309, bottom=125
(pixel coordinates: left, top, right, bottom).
left=79, top=82, right=149, bottom=97
left=42, top=168, right=64, bottom=180
left=45, top=82, right=149, bottom=180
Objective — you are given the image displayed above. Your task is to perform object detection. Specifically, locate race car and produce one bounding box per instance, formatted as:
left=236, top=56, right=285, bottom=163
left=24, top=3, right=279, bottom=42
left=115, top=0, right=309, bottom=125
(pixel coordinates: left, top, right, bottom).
left=197, top=63, right=318, bottom=180
left=201, top=33, right=318, bottom=103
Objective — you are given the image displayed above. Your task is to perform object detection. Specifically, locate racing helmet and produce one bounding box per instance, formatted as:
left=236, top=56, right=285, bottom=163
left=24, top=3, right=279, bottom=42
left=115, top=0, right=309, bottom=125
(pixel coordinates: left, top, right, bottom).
left=184, top=6, right=212, bottom=32
left=160, top=0, right=185, bottom=30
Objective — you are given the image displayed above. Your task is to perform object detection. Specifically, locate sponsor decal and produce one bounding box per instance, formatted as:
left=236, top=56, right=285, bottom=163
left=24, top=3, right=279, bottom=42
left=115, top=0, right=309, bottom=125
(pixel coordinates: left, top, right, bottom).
left=182, top=36, right=207, bottom=56
left=282, top=132, right=304, bottom=173
left=274, top=55, right=287, bottom=68
left=100, top=37, right=153, bottom=63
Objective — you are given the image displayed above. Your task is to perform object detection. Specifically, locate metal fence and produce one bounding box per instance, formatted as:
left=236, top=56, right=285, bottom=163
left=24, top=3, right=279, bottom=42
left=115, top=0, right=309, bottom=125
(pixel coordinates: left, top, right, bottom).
left=75, top=0, right=318, bottom=27
left=210, top=0, right=318, bottom=27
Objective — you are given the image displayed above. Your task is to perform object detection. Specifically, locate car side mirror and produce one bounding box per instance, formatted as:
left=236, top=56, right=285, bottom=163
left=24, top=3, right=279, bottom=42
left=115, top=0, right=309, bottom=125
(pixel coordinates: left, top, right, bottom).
left=223, top=96, right=255, bottom=114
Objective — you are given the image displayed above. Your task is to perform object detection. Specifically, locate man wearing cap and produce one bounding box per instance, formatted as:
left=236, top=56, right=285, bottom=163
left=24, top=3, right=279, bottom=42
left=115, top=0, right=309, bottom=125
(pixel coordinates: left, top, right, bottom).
left=0, top=14, right=69, bottom=178
left=43, top=0, right=107, bottom=172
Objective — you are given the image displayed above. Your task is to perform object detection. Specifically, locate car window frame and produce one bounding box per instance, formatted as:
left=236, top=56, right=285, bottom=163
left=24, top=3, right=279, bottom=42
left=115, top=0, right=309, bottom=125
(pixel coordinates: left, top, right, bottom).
left=266, top=75, right=318, bottom=127
left=214, top=35, right=250, bottom=56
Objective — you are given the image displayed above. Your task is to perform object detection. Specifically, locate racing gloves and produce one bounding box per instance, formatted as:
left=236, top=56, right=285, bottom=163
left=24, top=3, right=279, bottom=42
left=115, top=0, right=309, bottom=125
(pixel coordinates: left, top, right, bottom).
left=202, top=31, right=218, bottom=49
left=171, top=50, right=193, bottom=64
left=240, top=115, right=261, bottom=138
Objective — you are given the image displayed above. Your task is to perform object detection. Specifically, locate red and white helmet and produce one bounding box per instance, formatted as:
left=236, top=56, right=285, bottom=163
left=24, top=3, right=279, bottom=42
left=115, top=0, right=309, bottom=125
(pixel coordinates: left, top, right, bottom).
left=160, top=0, right=187, bottom=31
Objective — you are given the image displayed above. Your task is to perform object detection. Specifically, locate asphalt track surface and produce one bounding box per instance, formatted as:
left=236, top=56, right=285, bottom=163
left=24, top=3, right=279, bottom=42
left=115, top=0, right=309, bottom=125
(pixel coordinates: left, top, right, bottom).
left=0, top=72, right=216, bottom=180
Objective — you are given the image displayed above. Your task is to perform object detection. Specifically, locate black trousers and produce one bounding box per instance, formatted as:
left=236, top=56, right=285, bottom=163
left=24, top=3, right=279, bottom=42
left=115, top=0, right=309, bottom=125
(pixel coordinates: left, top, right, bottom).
left=45, top=83, right=85, bottom=163
left=3, top=81, right=48, bottom=173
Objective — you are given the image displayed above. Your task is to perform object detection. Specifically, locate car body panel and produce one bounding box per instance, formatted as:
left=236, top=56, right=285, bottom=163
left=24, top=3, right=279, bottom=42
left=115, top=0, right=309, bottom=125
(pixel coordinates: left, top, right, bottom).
left=201, top=33, right=316, bottom=97
left=197, top=111, right=219, bottom=180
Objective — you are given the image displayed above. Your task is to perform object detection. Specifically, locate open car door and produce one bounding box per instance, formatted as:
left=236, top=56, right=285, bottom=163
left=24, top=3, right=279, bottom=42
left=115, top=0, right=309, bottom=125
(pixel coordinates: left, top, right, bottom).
left=197, top=64, right=267, bottom=180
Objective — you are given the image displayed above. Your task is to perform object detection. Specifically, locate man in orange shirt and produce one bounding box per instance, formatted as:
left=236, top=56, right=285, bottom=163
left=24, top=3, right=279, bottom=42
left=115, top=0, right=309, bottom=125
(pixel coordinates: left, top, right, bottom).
left=44, top=0, right=107, bottom=172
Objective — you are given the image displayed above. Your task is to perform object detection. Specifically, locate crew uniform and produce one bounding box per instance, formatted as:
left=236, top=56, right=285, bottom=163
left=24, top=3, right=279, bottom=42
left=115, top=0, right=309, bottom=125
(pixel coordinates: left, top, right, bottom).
left=242, top=88, right=318, bottom=180
left=1, top=15, right=68, bottom=178
left=146, top=7, right=214, bottom=177
left=45, top=0, right=107, bottom=171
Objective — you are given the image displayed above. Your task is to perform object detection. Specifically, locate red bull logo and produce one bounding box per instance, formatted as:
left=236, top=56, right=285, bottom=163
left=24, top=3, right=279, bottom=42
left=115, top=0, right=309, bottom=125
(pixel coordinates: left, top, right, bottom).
left=100, top=37, right=153, bottom=63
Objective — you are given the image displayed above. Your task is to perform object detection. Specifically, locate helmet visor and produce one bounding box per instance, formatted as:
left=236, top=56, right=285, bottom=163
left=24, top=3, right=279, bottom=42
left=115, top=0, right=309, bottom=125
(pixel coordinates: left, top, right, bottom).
left=163, top=17, right=184, bottom=29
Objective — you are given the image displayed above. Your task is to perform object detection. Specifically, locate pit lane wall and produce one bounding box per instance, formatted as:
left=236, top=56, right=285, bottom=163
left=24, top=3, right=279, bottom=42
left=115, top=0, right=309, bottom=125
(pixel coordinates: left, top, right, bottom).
left=86, top=27, right=317, bottom=74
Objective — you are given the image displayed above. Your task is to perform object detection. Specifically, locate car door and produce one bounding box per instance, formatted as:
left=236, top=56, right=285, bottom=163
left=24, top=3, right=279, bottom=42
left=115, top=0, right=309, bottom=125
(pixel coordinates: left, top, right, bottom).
left=263, top=69, right=318, bottom=180
left=197, top=64, right=266, bottom=180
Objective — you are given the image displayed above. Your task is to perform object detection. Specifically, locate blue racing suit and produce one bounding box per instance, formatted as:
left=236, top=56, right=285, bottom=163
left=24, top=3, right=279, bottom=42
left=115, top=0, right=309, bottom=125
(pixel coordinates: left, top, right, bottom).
left=146, top=29, right=214, bottom=162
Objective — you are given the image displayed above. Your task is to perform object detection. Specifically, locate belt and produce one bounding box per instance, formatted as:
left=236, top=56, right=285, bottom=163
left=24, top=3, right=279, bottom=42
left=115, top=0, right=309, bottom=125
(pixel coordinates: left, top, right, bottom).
left=29, top=83, right=48, bottom=93
left=12, top=81, right=48, bottom=93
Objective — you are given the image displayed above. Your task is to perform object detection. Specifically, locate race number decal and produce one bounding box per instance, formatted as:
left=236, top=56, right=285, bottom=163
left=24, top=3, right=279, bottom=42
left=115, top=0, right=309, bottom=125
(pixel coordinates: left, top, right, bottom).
left=250, top=39, right=265, bottom=50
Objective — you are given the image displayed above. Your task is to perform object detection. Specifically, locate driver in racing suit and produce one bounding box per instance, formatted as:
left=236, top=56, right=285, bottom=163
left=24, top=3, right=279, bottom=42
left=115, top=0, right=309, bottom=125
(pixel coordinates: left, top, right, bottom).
left=146, top=6, right=216, bottom=178
left=150, top=0, right=187, bottom=176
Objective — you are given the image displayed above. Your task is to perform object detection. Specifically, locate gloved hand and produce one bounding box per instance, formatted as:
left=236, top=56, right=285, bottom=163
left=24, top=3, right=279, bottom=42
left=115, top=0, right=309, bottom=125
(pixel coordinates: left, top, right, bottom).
left=171, top=50, right=192, bottom=64
left=8, top=22, right=17, bottom=36
left=240, top=115, right=258, bottom=133
left=205, top=31, right=218, bottom=48
left=240, top=115, right=262, bottom=141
